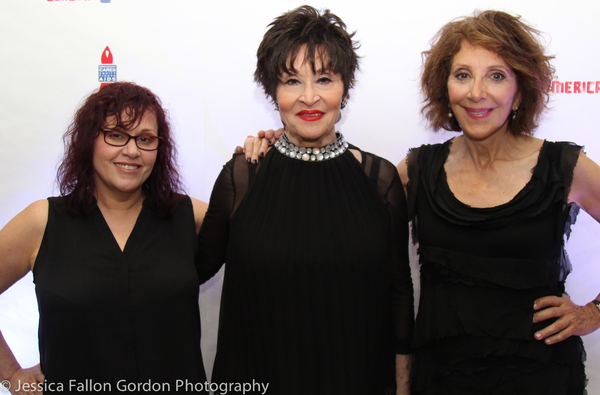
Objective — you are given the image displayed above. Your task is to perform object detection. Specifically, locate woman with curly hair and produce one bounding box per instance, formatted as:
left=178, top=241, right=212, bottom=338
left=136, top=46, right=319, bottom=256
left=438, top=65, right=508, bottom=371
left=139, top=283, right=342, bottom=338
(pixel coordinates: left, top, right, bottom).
left=199, top=6, right=414, bottom=395
left=397, top=10, right=600, bottom=394
left=0, top=82, right=208, bottom=394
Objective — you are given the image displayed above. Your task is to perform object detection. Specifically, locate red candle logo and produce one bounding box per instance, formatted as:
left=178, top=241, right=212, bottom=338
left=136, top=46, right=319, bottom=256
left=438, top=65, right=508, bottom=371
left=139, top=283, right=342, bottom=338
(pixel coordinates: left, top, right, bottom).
left=101, top=46, right=113, bottom=64
left=98, top=46, right=117, bottom=88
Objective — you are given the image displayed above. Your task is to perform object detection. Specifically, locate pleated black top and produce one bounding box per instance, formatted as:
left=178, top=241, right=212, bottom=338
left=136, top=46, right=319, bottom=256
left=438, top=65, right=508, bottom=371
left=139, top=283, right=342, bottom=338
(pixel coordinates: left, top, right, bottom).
left=198, top=144, right=414, bottom=395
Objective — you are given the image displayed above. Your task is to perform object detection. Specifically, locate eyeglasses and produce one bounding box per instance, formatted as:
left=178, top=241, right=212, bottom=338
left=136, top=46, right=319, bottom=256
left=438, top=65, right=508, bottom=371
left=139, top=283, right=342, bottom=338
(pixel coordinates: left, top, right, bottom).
left=100, top=129, right=163, bottom=151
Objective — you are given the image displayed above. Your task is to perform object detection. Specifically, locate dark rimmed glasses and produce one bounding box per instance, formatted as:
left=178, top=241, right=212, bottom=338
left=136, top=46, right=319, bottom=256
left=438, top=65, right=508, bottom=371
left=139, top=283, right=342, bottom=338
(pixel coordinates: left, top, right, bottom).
left=100, top=129, right=163, bottom=151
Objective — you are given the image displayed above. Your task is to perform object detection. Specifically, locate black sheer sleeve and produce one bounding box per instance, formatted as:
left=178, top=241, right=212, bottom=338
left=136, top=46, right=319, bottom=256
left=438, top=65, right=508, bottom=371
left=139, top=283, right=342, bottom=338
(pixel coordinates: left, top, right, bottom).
left=361, top=150, right=415, bottom=354
left=197, top=154, right=256, bottom=283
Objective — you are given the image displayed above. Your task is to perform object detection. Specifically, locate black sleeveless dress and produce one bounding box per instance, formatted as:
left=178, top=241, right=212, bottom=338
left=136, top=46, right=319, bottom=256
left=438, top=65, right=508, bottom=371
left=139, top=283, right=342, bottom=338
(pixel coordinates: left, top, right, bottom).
left=407, top=140, right=587, bottom=395
left=33, top=195, right=207, bottom=394
left=198, top=145, right=414, bottom=395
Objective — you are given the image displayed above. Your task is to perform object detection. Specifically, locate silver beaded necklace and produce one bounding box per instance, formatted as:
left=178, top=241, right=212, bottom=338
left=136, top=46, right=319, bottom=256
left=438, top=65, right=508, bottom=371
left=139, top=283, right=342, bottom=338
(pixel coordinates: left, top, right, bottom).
left=274, top=133, right=349, bottom=162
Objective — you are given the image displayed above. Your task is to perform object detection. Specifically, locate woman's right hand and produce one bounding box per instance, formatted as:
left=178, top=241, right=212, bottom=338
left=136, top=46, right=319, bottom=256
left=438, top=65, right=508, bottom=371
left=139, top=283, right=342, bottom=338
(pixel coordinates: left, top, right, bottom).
left=234, top=129, right=283, bottom=164
left=5, top=364, right=44, bottom=395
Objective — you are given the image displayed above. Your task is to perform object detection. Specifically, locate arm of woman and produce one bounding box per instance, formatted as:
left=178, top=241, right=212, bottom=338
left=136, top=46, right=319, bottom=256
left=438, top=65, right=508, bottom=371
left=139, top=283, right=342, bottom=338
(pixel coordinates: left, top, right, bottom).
left=196, top=158, right=239, bottom=284
left=191, top=198, right=209, bottom=235
left=386, top=160, right=414, bottom=394
left=397, top=156, right=410, bottom=192
left=533, top=152, right=600, bottom=344
left=0, top=200, right=48, bottom=394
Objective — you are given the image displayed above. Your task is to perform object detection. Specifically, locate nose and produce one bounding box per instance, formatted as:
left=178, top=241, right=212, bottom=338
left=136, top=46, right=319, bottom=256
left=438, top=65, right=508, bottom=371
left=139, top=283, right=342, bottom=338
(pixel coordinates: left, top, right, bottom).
left=468, top=77, right=486, bottom=102
left=299, top=82, right=320, bottom=106
left=122, top=137, right=141, bottom=157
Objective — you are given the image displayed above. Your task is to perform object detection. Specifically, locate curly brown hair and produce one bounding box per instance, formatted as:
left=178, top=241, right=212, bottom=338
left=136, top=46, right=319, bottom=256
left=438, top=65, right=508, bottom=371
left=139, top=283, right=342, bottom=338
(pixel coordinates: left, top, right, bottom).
left=254, top=5, right=360, bottom=103
left=421, top=10, right=555, bottom=135
left=57, top=82, right=184, bottom=216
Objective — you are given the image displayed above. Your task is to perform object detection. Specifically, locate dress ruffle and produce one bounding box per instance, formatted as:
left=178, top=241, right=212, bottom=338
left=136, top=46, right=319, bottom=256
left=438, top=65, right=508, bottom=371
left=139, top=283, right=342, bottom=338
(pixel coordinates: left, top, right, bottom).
left=407, top=139, right=587, bottom=395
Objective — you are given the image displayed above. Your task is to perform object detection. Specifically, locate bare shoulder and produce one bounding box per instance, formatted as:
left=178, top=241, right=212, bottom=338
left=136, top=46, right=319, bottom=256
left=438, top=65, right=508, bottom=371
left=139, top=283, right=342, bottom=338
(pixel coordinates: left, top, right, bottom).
left=349, top=148, right=362, bottom=163
left=570, top=152, right=600, bottom=220
left=396, top=157, right=409, bottom=188
left=0, top=199, right=49, bottom=291
left=9, top=200, right=49, bottom=236
left=190, top=197, right=208, bottom=234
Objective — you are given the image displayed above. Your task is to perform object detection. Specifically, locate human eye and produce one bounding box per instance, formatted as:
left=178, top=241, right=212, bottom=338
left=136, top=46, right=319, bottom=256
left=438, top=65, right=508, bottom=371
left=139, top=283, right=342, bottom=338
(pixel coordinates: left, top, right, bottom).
left=105, top=130, right=127, bottom=143
left=136, top=135, right=156, bottom=147
left=490, top=72, right=506, bottom=81
left=283, top=78, right=300, bottom=86
left=317, top=76, right=332, bottom=84
left=454, top=71, right=470, bottom=81
left=138, top=135, right=152, bottom=143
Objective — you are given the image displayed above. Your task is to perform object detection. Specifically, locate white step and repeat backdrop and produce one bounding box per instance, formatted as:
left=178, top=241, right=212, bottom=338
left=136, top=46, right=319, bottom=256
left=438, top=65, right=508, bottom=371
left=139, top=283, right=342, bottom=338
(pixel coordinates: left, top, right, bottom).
left=1, top=0, right=599, bottom=391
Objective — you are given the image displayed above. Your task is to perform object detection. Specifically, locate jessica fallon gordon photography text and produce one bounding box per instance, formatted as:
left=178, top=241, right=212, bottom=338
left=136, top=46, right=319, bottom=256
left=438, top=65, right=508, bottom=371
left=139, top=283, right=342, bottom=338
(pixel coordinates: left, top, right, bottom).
left=7, top=379, right=270, bottom=394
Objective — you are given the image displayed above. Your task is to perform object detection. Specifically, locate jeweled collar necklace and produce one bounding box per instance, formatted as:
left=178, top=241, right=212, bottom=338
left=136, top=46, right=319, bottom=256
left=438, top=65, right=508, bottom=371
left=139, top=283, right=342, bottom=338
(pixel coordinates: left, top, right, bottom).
left=274, top=133, right=348, bottom=162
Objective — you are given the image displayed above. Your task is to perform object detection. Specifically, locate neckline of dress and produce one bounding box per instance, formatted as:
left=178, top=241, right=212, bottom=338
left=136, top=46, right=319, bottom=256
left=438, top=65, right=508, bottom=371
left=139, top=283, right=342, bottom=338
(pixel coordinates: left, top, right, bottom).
left=440, top=138, right=548, bottom=211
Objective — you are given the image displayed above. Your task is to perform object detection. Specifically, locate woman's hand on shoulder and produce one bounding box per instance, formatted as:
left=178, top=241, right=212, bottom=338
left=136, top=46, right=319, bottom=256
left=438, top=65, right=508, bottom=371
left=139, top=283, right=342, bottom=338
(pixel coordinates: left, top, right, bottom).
left=533, top=294, right=600, bottom=344
left=234, top=128, right=283, bottom=164
left=4, top=364, right=45, bottom=395
left=0, top=200, right=48, bottom=293
left=191, top=198, right=208, bottom=235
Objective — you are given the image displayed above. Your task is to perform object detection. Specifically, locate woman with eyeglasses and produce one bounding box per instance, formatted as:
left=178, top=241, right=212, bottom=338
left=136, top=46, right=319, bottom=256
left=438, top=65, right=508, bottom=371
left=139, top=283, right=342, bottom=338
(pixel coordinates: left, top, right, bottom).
left=0, top=82, right=208, bottom=394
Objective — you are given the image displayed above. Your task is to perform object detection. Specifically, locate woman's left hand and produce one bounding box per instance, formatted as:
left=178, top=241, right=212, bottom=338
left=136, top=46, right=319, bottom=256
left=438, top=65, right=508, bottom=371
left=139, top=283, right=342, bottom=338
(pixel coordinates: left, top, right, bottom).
left=533, top=294, right=600, bottom=344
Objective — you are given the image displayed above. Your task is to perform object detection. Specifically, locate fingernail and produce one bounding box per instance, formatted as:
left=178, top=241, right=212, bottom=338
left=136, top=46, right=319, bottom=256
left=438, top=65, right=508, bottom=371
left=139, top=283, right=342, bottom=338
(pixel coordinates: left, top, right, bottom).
left=535, top=333, right=542, bottom=339
left=259, top=152, right=265, bottom=158
left=247, top=157, right=251, bottom=163
left=252, top=159, right=257, bottom=165
left=268, top=140, right=272, bottom=145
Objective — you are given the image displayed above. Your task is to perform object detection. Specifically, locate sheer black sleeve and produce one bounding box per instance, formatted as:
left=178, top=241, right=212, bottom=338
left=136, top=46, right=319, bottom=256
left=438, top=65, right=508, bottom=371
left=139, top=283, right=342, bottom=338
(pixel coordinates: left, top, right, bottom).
left=197, top=154, right=256, bottom=283
left=361, top=150, right=415, bottom=354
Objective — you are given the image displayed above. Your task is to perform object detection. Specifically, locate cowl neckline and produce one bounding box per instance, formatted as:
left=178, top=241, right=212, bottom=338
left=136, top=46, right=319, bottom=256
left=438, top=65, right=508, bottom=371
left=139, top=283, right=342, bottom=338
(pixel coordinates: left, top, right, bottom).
left=420, top=139, right=567, bottom=228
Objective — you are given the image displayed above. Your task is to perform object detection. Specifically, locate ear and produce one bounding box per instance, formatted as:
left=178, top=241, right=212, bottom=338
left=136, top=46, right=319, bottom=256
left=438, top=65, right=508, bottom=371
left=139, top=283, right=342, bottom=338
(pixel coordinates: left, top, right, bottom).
left=512, top=91, right=522, bottom=110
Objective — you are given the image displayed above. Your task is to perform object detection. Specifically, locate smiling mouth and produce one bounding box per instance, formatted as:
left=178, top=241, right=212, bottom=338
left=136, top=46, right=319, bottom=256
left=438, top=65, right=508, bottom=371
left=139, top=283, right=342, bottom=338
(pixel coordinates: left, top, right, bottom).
left=467, top=108, right=492, bottom=116
left=297, top=111, right=325, bottom=121
left=115, top=163, right=141, bottom=170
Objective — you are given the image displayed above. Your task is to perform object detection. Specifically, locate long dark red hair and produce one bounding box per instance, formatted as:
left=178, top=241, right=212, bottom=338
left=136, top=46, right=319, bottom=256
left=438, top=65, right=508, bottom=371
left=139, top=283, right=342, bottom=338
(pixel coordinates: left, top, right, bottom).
left=57, top=82, right=184, bottom=216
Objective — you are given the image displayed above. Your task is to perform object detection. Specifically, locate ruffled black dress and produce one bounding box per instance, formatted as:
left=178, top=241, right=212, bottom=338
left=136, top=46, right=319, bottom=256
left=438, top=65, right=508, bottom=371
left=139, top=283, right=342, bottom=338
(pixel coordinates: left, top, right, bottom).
left=407, top=139, right=587, bottom=395
left=198, top=145, right=414, bottom=395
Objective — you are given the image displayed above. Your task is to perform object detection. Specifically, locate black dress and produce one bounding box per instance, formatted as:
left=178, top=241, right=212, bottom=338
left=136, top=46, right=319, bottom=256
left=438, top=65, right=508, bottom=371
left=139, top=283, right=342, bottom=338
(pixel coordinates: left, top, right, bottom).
left=407, top=140, right=587, bottom=395
left=33, top=196, right=207, bottom=394
left=198, top=145, right=414, bottom=395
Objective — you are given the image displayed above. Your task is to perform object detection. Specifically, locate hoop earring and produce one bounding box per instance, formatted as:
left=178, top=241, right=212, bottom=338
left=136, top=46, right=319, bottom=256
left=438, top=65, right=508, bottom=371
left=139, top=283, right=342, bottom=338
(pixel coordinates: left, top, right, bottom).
left=341, top=98, right=348, bottom=109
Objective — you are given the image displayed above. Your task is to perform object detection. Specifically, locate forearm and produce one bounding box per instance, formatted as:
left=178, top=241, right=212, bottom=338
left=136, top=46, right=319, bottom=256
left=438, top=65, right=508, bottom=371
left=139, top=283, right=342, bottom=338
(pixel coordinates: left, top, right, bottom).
left=0, top=329, right=21, bottom=381
left=395, top=354, right=412, bottom=395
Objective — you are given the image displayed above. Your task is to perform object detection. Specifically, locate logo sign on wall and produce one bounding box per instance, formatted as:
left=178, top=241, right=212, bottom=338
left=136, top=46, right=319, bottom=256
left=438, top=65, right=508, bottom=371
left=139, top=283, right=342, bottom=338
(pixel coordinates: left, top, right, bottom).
left=552, top=80, right=600, bottom=94
left=99, top=46, right=116, bottom=88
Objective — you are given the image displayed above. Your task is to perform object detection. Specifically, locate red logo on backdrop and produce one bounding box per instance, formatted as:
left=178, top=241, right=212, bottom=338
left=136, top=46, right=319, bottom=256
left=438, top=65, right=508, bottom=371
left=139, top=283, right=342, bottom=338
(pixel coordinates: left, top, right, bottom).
left=552, top=80, right=600, bottom=94
left=98, top=46, right=117, bottom=88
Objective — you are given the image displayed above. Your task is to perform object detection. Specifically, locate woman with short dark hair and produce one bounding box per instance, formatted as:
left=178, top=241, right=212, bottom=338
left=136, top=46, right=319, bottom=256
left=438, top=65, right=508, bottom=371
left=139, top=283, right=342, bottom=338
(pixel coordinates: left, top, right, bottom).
left=199, top=6, right=414, bottom=395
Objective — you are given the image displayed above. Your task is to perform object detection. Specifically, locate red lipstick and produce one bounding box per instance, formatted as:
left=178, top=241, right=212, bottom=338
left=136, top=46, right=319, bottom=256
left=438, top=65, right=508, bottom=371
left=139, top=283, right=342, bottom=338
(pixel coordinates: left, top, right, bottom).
left=297, top=110, right=325, bottom=122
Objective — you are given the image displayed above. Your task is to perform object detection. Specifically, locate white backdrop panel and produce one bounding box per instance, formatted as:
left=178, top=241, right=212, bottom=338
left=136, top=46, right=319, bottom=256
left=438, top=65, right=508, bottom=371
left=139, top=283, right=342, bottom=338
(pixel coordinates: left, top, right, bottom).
left=1, top=0, right=599, bottom=391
